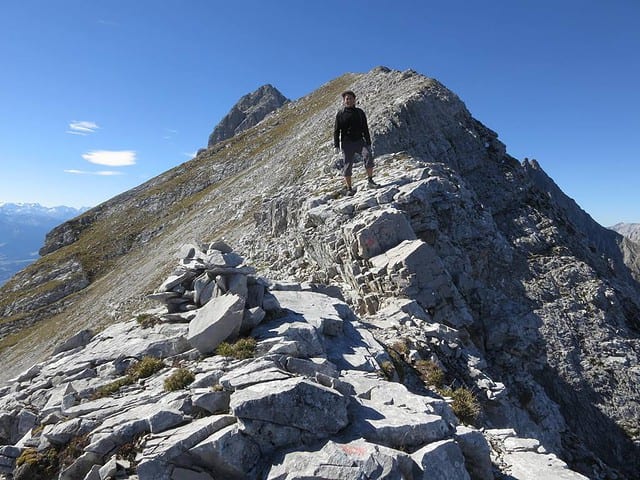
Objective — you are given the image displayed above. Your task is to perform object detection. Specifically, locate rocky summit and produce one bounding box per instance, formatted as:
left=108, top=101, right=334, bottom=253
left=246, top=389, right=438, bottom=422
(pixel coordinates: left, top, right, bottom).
left=0, top=66, right=639, bottom=479
left=207, top=84, right=289, bottom=147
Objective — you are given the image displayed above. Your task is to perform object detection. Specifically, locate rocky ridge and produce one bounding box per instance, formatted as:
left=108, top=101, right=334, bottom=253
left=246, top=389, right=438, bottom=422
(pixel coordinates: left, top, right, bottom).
left=0, top=240, right=589, bottom=479
left=0, top=67, right=639, bottom=478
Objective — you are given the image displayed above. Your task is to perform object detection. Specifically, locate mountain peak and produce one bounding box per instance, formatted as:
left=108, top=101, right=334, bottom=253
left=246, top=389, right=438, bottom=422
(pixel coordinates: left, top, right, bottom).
left=207, top=83, right=289, bottom=146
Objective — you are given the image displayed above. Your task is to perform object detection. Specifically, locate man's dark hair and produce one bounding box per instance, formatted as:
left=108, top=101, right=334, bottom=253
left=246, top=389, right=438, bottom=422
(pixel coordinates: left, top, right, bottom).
left=341, top=90, right=356, bottom=99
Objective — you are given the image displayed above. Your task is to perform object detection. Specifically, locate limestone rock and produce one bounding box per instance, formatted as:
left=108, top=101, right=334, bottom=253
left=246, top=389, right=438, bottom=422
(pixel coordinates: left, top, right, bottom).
left=266, top=439, right=421, bottom=479
left=187, top=293, right=245, bottom=354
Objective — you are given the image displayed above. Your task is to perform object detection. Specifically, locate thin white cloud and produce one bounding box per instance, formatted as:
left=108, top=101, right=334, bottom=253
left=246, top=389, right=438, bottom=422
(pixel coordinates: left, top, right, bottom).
left=82, top=150, right=136, bottom=167
left=163, top=128, right=178, bottom=140
left=67, top=121, right=99, bottom=136
left=64, top=169, right=124, bottom=176
left=98, top=19, right=120, bottom=27
left=183, top=151, right=198, bottom=158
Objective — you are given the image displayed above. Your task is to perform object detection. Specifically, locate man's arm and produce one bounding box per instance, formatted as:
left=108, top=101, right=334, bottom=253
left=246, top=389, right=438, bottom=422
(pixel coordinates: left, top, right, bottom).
left=360, top=109, right=372, bottom=146
left=333, top=112, right=341, bottom=149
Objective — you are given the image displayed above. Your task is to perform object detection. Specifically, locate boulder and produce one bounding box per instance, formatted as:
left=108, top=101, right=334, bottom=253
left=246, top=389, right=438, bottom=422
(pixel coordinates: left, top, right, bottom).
left=230, top=377, right=349, bottom=437
left=187, top=293, right=246, bottom=354
left=266, top=439, right=421, bottom=479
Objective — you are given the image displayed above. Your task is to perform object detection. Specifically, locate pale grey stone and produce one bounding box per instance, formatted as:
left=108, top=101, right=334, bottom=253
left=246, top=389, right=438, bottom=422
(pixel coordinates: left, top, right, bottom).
left=43, top=417, right=96, bottom=445
left=98, top=455, right=118, bottom=479
left=411, top=439, right=470, bottom=480
left=136, top=415, right=236, bottom=480
left=252, top=315, right=324, bottom=358
left=187, top=293, right=245, bottom=354
left=147, top=408, right=188, bottom=433
left=230, top=377, right=349, bottom=436
left=240, top=306, right=266, bottom=334
left=272, top=290, right=345, bottom=336
left=506, top=451, right=590, bottom=480
left=266, top=439, right=421, bottom=479
left=454, top=425, right=493, bottom=480
left=187, top=424, right=261, bottom=479
left=347, top=396, right=453, bottom=451
left=59, top=451, right=102, bottom=480
left=218, top=357, right=291, bottom=391
left=42, top=382, right=77, bottom=415
left=192, top=389, right=230, bottom=414
left=285, top=356, right=338, bottom=379
left=343, top=206, right=416, bottom=259
left=159, top=270, right=198, bottom=292
left=53, top=329, right=94, bottom=355
left=237, top=418, right=304, bottom=453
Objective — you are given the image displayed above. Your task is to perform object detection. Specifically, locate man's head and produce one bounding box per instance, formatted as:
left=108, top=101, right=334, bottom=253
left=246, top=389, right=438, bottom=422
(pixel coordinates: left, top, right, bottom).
left=341, top=90, right=356, bottom=107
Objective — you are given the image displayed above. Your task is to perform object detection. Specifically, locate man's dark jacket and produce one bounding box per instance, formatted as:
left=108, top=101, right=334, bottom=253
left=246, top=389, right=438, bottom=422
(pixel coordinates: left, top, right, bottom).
left=334, top=107, right=371, bottom=149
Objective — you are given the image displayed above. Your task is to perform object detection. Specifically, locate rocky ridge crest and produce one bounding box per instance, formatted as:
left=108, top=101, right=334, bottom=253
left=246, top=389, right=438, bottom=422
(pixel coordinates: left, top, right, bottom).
left=0, top=67, right=639, bottom=478
left=207, top=84, right=289, bottom=146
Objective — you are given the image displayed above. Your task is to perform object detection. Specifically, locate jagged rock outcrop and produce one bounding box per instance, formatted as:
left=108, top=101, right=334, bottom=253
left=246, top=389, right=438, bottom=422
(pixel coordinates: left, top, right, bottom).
left=611, top=222, right=640, bottom=243
left=0, top=245, right=589, bottom=479
left=207, top=84, right=289, bottom=146
left=1, top=67, right=639, bottom=478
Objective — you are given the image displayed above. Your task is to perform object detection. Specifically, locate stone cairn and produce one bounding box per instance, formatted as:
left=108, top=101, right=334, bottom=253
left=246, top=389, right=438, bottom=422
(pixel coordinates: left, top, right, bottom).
left=147, top=239, right=278, bottom=354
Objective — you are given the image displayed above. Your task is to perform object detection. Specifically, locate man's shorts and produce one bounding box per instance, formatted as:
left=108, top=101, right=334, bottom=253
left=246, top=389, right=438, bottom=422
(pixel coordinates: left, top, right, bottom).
left=341, top=139, right=373, bottom=177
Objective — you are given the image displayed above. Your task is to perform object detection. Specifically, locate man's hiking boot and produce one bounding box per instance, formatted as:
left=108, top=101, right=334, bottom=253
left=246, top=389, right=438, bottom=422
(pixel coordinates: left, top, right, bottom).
left=343, top=186, right=356, bottom=196
left=367, top=178, right=380, bottom=189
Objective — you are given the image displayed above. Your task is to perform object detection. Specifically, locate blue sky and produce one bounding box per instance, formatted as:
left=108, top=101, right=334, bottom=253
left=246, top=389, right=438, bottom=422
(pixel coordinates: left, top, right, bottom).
left=1, top=1, right=638, bottom=227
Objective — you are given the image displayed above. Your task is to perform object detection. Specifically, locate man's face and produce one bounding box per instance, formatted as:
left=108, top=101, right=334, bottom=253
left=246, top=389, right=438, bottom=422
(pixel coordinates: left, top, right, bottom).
left=343, top=94, right=356, bottom=107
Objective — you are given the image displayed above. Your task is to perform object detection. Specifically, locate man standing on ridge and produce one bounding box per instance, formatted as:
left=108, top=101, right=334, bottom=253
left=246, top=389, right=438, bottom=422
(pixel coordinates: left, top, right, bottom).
left=334, top=90, right=379, bottom=195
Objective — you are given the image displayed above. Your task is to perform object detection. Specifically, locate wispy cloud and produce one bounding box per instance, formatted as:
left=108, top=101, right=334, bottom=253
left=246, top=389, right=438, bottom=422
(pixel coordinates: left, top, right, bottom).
left=163, top=128, right=178, bottom=140
left=98, top=19, right=120, bottom=27
left=82, top=150, right=136, bottom=167
left=67, top=121, right=99, bottom=136
left=183, top=151, right=198, bottom=159
left=64, top=169, right=124, bottom=176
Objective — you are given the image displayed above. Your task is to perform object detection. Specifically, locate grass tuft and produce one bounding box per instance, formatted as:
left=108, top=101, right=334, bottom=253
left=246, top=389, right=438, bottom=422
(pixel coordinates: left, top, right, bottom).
left=215, top=337, right=257, bottom=360
left=164, top=368, right=195, bottom=391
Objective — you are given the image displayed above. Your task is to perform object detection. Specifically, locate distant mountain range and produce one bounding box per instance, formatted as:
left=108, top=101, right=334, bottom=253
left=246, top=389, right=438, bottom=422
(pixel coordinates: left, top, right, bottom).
left=0, top=202, right=86, bottom=285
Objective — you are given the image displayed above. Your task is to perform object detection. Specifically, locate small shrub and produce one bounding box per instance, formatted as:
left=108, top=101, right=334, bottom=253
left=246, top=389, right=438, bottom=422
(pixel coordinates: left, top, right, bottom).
left=215, top=337, right=257, bottom=359
left=415, top=360, right=445, bottom=388
left=390, top=339, right=410, bottom=356
left=136, top=313, right=161, bottom=328
left=57, top=434, right=89, bottom=469
left=379, top=360, right=396, bottom=380
left=128, top=356, right=165, bottom=379
left=387, top=349, right=406, bottom=381
left=93, top=376, right=133, bottom=399
left=164, top=368, right=195, bottom=391
left=211, top=383, right=224, bottom=392
left=450, top=387, right=480, bottom=425
left=15, top=448, right=39, bottom=468
left=91, top=356, right=165, bottom=400
left=115, top=433, right=146, bottom=471
left=15, top=447, right=58, bottom=479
